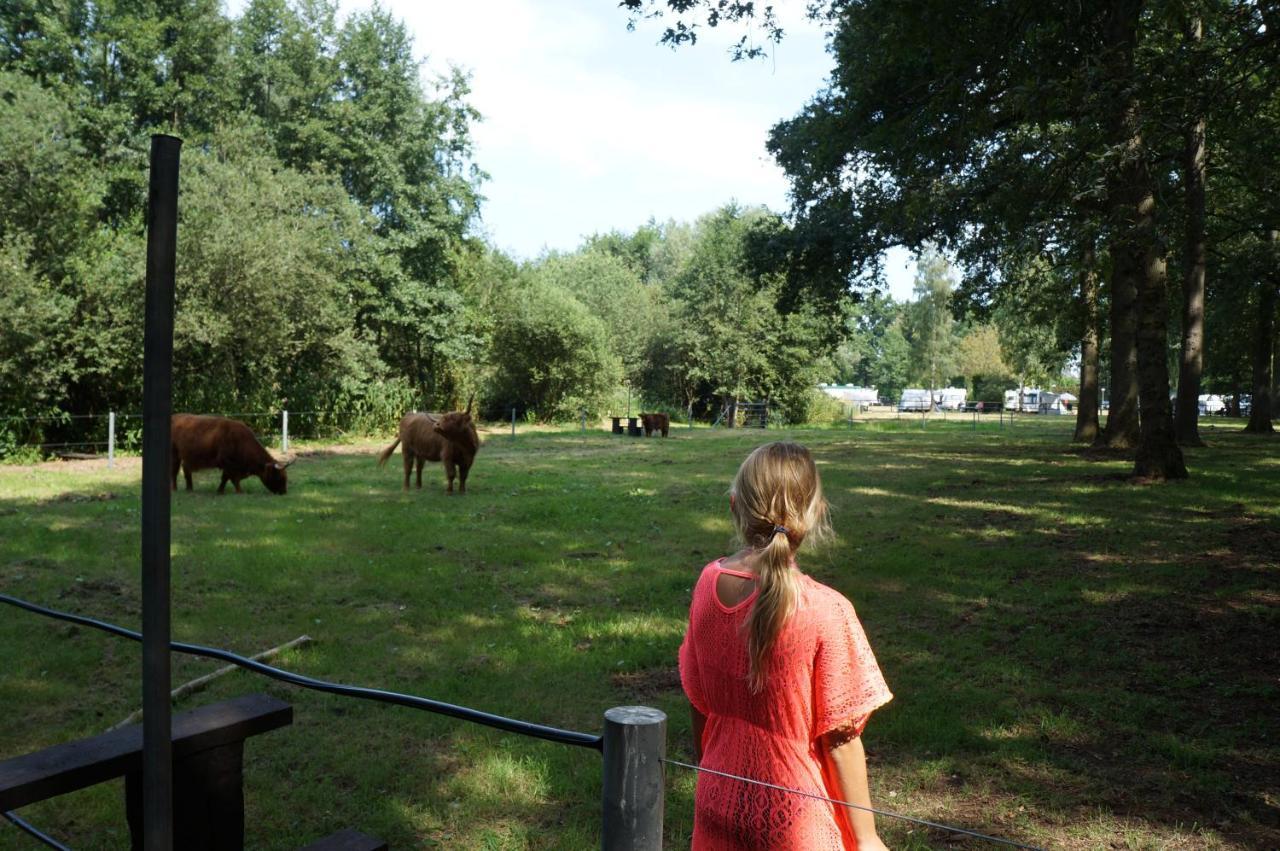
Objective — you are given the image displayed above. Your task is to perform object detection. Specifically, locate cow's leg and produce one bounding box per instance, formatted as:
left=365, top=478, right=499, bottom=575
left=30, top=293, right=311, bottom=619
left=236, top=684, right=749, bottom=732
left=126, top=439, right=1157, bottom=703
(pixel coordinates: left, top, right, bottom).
left=183, top=463, right=194, bottom=491
left=415, top=457, right=425, bottom=489
left=401, top=450, right=412, bottom=491
left=233, top=476, right=243, bottom=494
left=457, top=460, right=469, bottom=494
left=444, top=457, right=457, bottom=493
left=171, top=450, right=180, bottom=491
left=218, top=471, right=230, bottom=494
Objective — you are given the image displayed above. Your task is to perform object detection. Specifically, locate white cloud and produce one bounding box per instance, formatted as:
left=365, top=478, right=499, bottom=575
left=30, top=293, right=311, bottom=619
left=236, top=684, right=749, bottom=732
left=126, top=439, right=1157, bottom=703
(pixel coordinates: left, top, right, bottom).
left=223, top=0, right=918, bottom=295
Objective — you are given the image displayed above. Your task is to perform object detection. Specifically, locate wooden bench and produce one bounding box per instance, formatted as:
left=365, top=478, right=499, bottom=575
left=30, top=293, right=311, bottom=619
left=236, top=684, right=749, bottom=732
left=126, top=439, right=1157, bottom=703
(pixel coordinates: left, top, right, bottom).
left=610, top=416, right=642, bottom=436
left=1, top=693, right=387, bottom=850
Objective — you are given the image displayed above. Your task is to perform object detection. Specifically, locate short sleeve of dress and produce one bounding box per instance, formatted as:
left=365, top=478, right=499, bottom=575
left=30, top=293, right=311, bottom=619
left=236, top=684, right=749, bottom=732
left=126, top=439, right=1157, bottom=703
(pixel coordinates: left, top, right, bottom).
left=812, top=596, right=893, bottom=739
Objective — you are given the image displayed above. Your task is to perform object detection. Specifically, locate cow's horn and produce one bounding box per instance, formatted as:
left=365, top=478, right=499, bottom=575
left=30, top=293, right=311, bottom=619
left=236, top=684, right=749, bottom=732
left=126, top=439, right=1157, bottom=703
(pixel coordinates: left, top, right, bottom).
left=465, top=393, right=474, bottom=415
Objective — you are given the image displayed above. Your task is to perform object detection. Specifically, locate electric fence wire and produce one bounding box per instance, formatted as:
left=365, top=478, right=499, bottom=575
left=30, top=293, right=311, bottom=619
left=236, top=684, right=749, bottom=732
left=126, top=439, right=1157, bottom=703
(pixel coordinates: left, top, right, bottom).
left=2, top=811, right=72, bottom=851
left=0, top=593, right=602, bottom=751
left=663, top=758, right=1045, bottom=851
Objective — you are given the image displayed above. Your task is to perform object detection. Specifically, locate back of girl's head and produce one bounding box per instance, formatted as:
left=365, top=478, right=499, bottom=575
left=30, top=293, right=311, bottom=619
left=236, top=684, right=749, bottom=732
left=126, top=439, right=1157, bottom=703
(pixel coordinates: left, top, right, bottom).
left=730, top=442, right=830, bottom=551
left=731, top=442, right=831, bottom=692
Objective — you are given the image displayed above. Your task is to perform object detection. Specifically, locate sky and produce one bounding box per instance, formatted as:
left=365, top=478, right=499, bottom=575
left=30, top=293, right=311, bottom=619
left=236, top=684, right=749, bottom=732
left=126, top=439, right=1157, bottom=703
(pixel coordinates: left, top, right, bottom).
left=225, top=0, right=917, bottom=300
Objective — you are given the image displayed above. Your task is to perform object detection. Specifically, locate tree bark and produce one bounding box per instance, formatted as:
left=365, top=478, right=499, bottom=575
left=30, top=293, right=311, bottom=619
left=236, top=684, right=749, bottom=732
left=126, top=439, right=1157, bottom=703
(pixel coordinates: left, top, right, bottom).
left=1174, top=15, right=1207, bottom=447
left=1244, top=231, right=1278, bottom=433
left=1074, top=252, right=1101, bottom=443
left=1098, top=236, right=1141, bottom=448
left=1104, top=0, right=1186, bottom=479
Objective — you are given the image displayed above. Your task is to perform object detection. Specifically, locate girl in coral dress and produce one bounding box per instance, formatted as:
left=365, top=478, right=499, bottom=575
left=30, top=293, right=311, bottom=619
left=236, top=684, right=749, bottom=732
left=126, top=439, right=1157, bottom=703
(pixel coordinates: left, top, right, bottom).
left=679, top=442, right=893, bottom=850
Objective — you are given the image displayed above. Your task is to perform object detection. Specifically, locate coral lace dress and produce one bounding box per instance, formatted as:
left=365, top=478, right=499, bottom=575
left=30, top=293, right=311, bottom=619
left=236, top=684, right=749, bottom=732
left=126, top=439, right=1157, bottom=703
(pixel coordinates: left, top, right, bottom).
left=679, top=560, right=893, bottom=850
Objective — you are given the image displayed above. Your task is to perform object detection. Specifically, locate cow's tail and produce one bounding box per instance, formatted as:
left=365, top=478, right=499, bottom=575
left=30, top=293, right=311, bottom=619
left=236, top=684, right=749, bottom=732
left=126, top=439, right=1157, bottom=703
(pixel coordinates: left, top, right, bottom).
left=377, top=437, right=401, bottom=468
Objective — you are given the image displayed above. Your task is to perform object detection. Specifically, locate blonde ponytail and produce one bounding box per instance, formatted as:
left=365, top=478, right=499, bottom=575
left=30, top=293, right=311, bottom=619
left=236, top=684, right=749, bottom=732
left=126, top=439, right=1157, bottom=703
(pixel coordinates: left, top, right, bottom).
left=730, top=443, right=831, bottom=693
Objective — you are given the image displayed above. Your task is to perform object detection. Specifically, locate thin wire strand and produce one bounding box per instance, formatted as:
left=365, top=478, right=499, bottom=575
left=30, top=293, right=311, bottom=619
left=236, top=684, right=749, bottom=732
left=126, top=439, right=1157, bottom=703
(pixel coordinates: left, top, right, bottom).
left=0, top=593, right=602, bottom=751
left=2, top=811, right=72, bottom=851
left=663, top=758, right=1044, bottom=851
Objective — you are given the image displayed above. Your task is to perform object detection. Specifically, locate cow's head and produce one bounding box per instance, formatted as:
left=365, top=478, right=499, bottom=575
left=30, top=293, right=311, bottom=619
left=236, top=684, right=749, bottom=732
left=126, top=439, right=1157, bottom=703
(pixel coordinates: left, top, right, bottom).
left=434, top=397, right=477, bottom=447
left=261, top=458, right=291, bottom=494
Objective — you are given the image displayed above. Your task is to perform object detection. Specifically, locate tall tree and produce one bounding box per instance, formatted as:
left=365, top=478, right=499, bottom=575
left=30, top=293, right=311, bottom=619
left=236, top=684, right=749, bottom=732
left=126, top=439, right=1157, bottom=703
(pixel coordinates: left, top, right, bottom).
left=902, top=248, right=957, bottom=404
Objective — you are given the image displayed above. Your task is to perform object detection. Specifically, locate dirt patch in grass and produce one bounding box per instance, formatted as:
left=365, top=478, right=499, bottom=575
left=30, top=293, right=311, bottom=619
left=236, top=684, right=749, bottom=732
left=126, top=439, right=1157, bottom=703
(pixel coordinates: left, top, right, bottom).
left=40, top=490, right=118, bottom=505
left=611, top=666, right=681, bottom=700
left=56, top=577, right=138, bottom=614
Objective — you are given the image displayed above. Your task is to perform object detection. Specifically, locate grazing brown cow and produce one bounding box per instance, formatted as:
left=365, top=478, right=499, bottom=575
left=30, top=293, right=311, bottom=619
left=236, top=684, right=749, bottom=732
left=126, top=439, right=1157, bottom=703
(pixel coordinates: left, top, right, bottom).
left=640, top=412, right=670, bottom=437
left=377, top=397, right=480, bottom=493
left=171, top=414, right=290, bottom=495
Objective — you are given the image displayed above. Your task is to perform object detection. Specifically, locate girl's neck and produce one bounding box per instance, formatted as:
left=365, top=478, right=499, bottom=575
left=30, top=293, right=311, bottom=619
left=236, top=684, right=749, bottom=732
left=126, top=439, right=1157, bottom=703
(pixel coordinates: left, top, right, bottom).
left=723, top=547, right=798, bottom=576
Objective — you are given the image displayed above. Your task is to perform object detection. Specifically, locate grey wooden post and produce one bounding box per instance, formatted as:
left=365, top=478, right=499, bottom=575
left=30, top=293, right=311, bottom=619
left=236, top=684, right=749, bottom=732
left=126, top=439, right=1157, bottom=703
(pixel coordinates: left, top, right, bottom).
left=281, top=410, right=289, bottom=454
left=511, top=407, right=516, bottom=437
left=601, top=706, right=666, bottom=851
left=108, top=411, right=116, bottom=468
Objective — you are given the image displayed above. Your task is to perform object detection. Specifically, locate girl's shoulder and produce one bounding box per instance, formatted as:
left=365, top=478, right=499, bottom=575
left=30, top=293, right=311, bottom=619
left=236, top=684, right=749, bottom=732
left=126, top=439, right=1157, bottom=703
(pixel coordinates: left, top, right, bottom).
left=797, top=573, right=859, bottom=623
left=690, top=557, right=729, bottom=597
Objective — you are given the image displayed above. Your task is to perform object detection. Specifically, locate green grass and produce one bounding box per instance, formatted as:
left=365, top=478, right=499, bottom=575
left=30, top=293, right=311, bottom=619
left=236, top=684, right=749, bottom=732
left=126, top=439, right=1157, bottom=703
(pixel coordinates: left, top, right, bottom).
left=1, top=423, right=1277, bottom=849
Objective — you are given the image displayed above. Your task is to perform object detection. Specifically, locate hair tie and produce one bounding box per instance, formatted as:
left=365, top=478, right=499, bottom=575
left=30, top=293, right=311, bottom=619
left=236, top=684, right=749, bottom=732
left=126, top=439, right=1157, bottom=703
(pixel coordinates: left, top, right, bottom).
left=772, top=525, right=789, bottom=537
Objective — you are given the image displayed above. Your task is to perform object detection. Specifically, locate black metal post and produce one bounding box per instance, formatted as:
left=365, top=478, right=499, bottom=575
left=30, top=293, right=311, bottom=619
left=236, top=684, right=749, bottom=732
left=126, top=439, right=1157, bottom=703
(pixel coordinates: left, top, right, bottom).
left=142, top=133, right=181, bottom=851
left=601, top=706, right=666, bottom=850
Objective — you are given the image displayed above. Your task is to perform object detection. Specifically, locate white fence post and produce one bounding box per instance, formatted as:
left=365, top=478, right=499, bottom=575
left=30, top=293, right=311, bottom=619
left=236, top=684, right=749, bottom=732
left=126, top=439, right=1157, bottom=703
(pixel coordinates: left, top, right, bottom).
left=282, top=410, right=289, bottom=453
left=108, top=411, right=116, bottom=468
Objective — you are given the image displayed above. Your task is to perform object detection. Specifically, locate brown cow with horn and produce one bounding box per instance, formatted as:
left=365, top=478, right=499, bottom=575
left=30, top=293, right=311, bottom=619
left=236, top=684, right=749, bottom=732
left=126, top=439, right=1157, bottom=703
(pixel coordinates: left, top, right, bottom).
left=377, top=395, right=480, bottom=494
left=171, top=414, right=292, bottom=494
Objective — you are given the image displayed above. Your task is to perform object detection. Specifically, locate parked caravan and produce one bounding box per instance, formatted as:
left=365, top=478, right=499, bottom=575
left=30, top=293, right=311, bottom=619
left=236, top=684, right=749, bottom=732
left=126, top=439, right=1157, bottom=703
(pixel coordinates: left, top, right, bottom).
left=1038, top=392, right=1076, bottom=414
left=1198, top=394, right=1226, bottom=415
left=820, top=384, right=880, bottom=408
left=934, top=387, right=967, bottom=411
left=899, top=388, right=932, bottom=411
left=1003, top=388, right=1043, bottom=413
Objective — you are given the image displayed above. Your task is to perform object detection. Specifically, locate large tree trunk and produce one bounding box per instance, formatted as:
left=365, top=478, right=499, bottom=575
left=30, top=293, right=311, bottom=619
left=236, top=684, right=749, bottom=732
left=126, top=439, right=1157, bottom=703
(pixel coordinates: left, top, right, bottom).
left=1272, top=328, right=1280, bottom=406
left=1074, top=253, right=1101, bottom=443
left=1244, top=231, right=1278, bottom=433
left=1105, top=0, right=1187, bottom=479
left=1174, top=15, right=1207, bottom=447
left=1098, top=237, right=1141, bottom=448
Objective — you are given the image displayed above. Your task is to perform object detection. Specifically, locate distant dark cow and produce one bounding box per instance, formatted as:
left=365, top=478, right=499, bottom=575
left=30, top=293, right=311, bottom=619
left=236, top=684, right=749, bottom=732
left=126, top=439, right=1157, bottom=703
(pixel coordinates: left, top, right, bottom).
left=377, top=397, right=480, bottom=493
left=640, top=412, right=670, bottom=437
left=171, top=414, right=290, bottom=495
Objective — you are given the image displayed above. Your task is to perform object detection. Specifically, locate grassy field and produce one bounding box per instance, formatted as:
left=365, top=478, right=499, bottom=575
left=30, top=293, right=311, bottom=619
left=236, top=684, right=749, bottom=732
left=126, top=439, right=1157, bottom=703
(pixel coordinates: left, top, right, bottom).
left=1, top=420, right=1276, bottom=849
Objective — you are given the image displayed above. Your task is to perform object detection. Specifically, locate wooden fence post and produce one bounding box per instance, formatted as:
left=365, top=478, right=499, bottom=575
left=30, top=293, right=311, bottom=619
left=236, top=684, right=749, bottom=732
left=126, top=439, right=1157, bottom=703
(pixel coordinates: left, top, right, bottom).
left=108, top=411, right=116, bottom=469
left=601, top=706, right=666, bottom=851
left=141, top=132, right=182, bottom=851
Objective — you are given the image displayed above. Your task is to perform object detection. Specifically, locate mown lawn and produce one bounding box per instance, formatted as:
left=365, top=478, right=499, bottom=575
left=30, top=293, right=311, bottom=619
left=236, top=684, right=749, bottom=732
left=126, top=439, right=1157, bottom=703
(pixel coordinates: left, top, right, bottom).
left=1, top=420, right=1276, bottom=850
